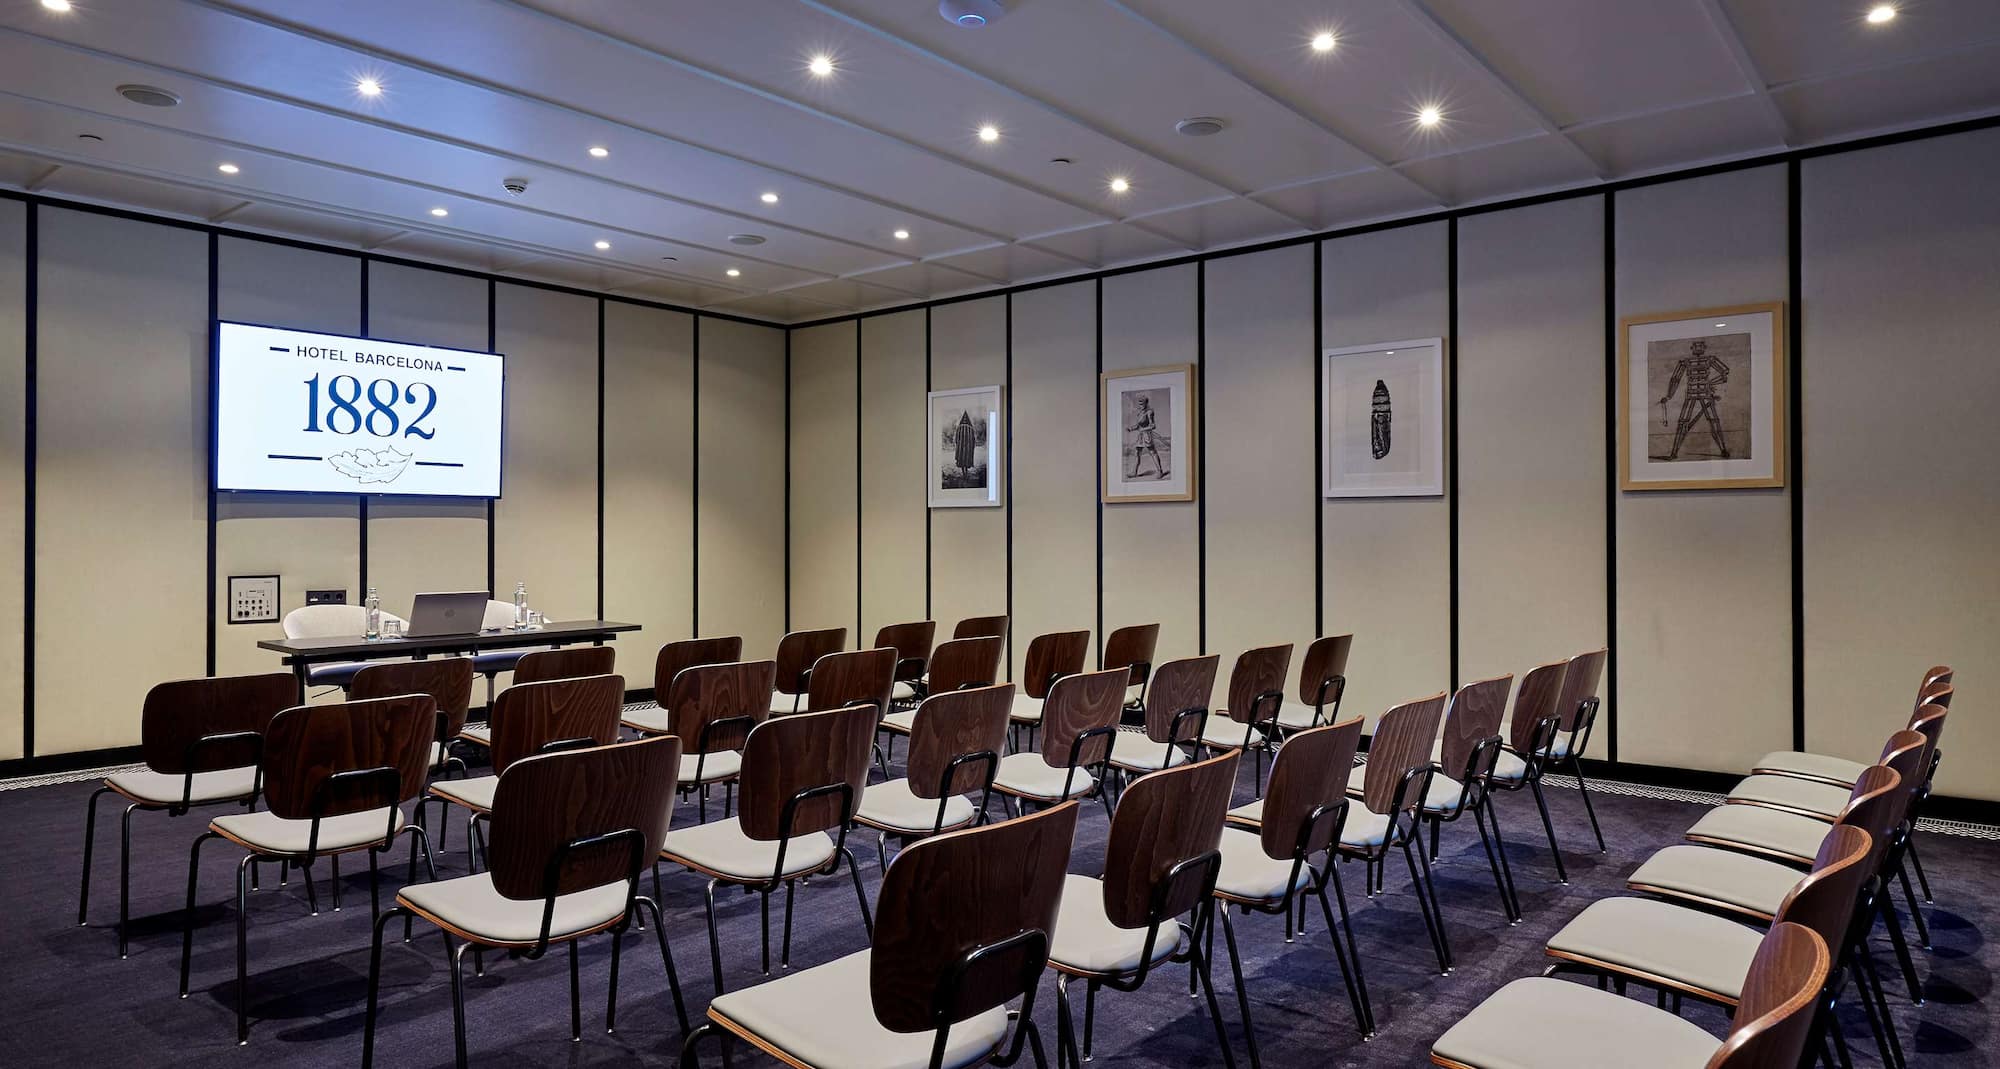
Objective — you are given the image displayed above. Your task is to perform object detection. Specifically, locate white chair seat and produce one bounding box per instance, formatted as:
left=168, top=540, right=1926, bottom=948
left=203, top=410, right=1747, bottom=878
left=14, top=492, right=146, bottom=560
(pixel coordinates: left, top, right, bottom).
left=1346, top=762, right=1459, bottom=813
left=1725, top=774, right=1847, bottom=820
left=1105, top=729, right=1190, bottom=773
left=1549, top=733, right=1576, bottom=759
left=854, top=778, right=977, bottom=835
left=879, top=709, right=918, bottom=734
left=459, top=724, right=491, bottom=746
left=621, top=706, right=669, bottom=734
left=429, top=741, right=452, bottom=769
left=1491, top=748, right=1528, bottom=783
left=1273, top=701, right=1326, bottom=731
left=1199, top=717, right=1268, bottom=751
left=1432, top=976, right=1720, bottom=1069
left=1009, top=694, right=1043, bottom=724
left=661, top=817, right=835, bottom=882
left=707, top=949, right=1008, bottom=1069
left=1225, top=798, right=1264, bottom=829
left=680, top=750, right=744, bottom=786
left=1124, top=682, right=1145, bottom=705
left=1048, top=874, right=1177, bottom=976
left=1750, top=750, right=1866, bottom=787
left=107, top=766, right=259, bottom=807
left=429, top=774, right=498, bottom=813
left=1546, top=897, right=1762, bottom=1003
left=1336, top=804, right=1391, bottom=850
left=1214, top=827, right=1309, bottom=902
left=891, top=681, right=919, bottom=701
left=211, top=806, right=405, bottom=855
left=399, top=871, right=630, bottom=947
left=1684, top=804, right=1828, bottom=864
left=1627, top=844, right=1802, bottom=921
left=991, top=752, right=1096, bottom=802
left=770, top=692, right=803, bottom=716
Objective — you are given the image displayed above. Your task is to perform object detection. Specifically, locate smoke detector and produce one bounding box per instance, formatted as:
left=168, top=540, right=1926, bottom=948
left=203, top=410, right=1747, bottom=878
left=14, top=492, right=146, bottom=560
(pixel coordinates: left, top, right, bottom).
left=1176, top=116, right=1227, bottom=137
left=728, top=233, right=767, bottom=246
left=502, top=176, right=529, bottom=197
left=117, top=84, right=180, bottom=108
left=939, top=1, right=1005, bottom=27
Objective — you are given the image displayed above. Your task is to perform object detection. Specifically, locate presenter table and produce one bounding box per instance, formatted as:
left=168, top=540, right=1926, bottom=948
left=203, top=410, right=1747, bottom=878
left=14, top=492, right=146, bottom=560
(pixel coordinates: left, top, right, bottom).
left=258, top=619, right=641, bottom=701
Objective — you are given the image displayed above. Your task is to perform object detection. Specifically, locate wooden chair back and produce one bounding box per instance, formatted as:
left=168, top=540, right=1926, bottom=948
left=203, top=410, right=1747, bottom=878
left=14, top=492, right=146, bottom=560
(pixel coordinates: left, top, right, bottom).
left=1438, top=674, right=1513, bottom=781
left=261, top=695, right=434, bottom=820
left=873, top=621, right=937, bottom=683
left=869, top=801, right=1078, bottom=1033
left=489, top=675, right=624, bottom=774
left=952, top=615, right=1009, bottom=641
left=666, top=660, right=776, bottom=756
left=1918, top=665, right=1952, bottom=695
left=1222, top=644, right=1293, bottom=725
left=1831, top=766, right=1902, bottom=873
left=1102, top=623, right=1160, bottom=682
left=1770, top=825, right=1873, bottom=968
left=738, top=704, right=876, bottom=841
left=1296, top=634, right=1354, bottom=708
left=1259, top=717, right=1364, bottom=862
left=1020, top=630, right=1091, bottom=700
left=1707, top=923, right=1830, bottom=1069
left=1553, top=648, right=1607, bottom=733
left=907, top=684, right=1015, bottom=801
left=1360, top=693, right=1448, bottom=815
left=350, top=658, right=475, bottom=741
left=927, top=636, right=1005, bottom=695
left=139, top=672, right=297, bottom=775
left=487, top=735, right=681, bottom=902
left=514, top=646, right=616, bottom=686
left=1872, top=729, right=1928, bottom=829
left=774, top=627, right=847, bottom=695
left=806, top=647, right=896, bottom=715
left=652, top=636, right=744, bottom=698
left=1101, top=752, right=1240, bottom=930
left=1504, top=660, right=1567, bottom=754
left=1037, top=668, right=1129, bottom=768
left=1908, top=700, right=1949, bottom=771
left=1141, top=655, right=1219, bottom=745
left=1914, top=678, right=1953, bottom=710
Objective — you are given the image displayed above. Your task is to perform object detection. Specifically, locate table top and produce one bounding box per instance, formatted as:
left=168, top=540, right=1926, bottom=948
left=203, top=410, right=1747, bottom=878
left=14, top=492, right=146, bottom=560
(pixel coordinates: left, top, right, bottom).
left=257, top=619, right=640, bottom=660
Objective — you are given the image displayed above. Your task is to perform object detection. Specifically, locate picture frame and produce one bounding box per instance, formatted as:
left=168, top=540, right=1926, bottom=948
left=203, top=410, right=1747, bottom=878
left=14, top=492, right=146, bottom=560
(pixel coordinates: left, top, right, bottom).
left=1101, top=364, right=1197, bottom=503
left=1618, top=303, right=1785, bottom=491
left=927, top=385, right=1004, bottom=508
left=1322, top=339, right=1445, bottom=498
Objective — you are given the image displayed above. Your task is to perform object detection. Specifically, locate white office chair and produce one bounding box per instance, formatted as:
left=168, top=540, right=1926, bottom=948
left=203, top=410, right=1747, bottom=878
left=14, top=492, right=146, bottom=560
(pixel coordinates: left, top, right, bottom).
left=282, top=604, right=408, bottom=693
left=470, top=599, right=554, bottom=706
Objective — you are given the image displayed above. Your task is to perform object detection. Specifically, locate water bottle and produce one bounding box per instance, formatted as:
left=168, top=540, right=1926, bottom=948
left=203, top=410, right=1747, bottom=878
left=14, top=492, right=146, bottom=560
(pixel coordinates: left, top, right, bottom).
left=513, top=582, right=529, bottom=631
left=364, top=586, right=381, bottom=640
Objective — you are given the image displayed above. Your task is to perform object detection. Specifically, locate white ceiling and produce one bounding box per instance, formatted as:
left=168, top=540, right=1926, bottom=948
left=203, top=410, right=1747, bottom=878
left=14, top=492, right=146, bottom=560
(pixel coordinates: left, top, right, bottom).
left=3, top=0, right=1997, bottom=323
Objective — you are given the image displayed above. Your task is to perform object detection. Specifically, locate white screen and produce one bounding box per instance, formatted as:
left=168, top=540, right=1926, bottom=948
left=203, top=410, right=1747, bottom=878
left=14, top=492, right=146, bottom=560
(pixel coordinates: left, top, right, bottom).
left=215, top=322, right=504, bottom=497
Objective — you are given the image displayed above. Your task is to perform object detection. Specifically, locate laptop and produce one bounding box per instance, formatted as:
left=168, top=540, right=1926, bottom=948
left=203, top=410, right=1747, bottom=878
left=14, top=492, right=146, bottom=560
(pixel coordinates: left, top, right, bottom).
left=405, top=591, right=492, bottom=638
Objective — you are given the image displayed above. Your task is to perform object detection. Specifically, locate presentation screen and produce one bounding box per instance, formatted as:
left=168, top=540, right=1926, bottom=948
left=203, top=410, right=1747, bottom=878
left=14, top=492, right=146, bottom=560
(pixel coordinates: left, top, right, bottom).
left=214, top=322, right=504, bottom=498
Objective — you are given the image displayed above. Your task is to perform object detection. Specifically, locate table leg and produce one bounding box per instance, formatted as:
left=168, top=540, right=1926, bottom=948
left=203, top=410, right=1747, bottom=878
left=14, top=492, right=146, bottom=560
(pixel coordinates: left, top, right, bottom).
left=292, top=661, right=309, bottom=704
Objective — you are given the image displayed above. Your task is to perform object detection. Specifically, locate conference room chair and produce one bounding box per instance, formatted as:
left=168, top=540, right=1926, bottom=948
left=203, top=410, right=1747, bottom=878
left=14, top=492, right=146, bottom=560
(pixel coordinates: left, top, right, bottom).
left=1044, top=751, right=1243, bottom=1069
left=952, top=613, right=1009, bottom=641
left=619, top=635, right=746, bottom=736
left=178, top=693, right=438, bottom=1044
left=349, top=657, right=475, bottom=853
left=1337, top=691, right=1452, bottom=975
left=1725, top=696, right=1947, bottom=824
left=1211, top=718, right=1373, bottom=1055
left=1195, top=644, right=1293, bottom=796
left=991, top=667, right=1127, bottom=819
left=77, top=671, right=295, bottom=958
left=631, top=659, right=774, bottom=825
left=855, top=682, right=1012, bottom=871
left=1007, top=629, right=1092, bottom=752
left=1482, top=659, right=1574, bottom=883
left=469, top=597, right=542, bottom=706
left=769, top=626, right=848, bottom=716
left=281, top=603, right=410, bottom=693
left=874, top=619, right=937, bottom=707
left=361, top=736, right=691, bottom=1069
left=657, top=703, right=876, bottom=991
left=1748, top=667, right=1950, bottom=789
left=1104, top=654, right=1217, bottom=789
left=459, top=645, right=617, bottom=746
left=1271, top=633, right=1353, bottom=736
left=429, top=674, right=624, bottom=871
left=1543, top=647, right=1611, bottom=853
left=1100, top=622, right=1160, bottom=715
left=678, top=800, right=1077, bottom=1069
left=1429, top=921, right=1829, bottom=1069
left=878, top=635, right=1005, bottom=765
left=1407, top=674, right=1522, bottom=923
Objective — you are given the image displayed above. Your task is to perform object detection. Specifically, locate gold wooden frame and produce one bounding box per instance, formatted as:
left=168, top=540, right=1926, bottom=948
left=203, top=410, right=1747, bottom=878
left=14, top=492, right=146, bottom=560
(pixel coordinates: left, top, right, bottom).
left=1100, top=364, right=1197, bottom=504
left=1618, top=302, right=1786, bottom=491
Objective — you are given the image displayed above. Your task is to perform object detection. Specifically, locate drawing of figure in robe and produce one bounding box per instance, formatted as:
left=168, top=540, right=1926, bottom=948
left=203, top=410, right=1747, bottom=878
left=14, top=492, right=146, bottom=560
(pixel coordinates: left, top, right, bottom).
left=953, top=410, right=977, bottom=473
left=1370, top=379, right=1392, bottom=460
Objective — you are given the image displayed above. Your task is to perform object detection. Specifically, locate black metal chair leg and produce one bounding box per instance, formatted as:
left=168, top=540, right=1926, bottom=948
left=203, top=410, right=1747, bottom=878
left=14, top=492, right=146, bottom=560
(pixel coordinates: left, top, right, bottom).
left=1400, top=838, right=1449, bottom=975
left=1471, top=804, right=1518, bottom=923
left=638, top=896, right=692, bottom=1035
left=78, top=786, right=111, bottom=928
left=1082, top=980, right=1098, bottom=1061
left=1896, top=862, right=1931, bottom=950
left=368, top=844, right=382, bottom=922
left=1876, top=893, right=1923, bottom=1004
left=565, top=938, right=582, bottom=1041
left=1189, top=905, right=1241, bottom=1069
left=1429, top=815, right=1441, bottom=863
left=302, top=857, right=321, bottom=915
left=360, top=906, right=407, bottom=1069
left=119, top=803, right=138, bottom=957
left=703, top=878, right=726, bottom=995
left=1054, top=975, right=1076, bottom=1069
left=447, top=937, right=472, bottom=1069
left=1414, top=831, right=1453, bottom=970
left=1314, top=874, right=1371, bottom=1037
left=330, top=852, right=344, bottom=912
left=1860, top=942, right=1908, bottom=1069
left=1218, top=907, right=1262, bottom=1069
left=606, top=922, right=626, bottom=1034
left=678, top=1020, right=718, bottom=1069
left=1905, top=833, right=1934, bottom=904
left=1569, top=758, right=1607, bottom=853
left=1485, top=798, right=1523, bottom=920
left=179, top=831, right=215, bottom=998
left=758, top=888, right=771, bottom=975
left=844, top=847, right=874, bottom=937
left=235, top=854, right=254, bottom=1044
left=1527, top=778, right=1569, bottom=883
left=781, top=879, right=797, bottom=969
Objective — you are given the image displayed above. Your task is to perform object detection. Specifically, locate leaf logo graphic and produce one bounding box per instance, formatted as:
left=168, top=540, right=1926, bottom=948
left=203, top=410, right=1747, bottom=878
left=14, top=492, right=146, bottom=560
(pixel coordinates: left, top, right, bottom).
left=328, top=447, right=413, bottom=484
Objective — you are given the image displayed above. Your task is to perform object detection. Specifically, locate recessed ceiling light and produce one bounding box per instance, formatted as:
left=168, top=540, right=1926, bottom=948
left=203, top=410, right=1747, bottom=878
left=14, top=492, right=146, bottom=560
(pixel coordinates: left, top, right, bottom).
left=1417, top=105, right=1443, bottom=127
left=41, top=0, right=73, bottom=12
left=117, top=84, right=181, bottom=108
left=760, top=191, right=780, bottom=204
left=660, top=256, right=679, bottom=262
left=1108, top=176, right=1130, bottom=193
left=808, top=54, right=835, bottom=77
left=1049, top=156, right=1072, bottom=165
left=429, top=207, right=449, bottom=217
left=977, top=124, right=1000, bottom=143
left=1716, top=322, right=1728, bottom=327
left=588, top=145, right=609, bottom=158
left=726, top=268, right=742, bottom=277
left=594, top=240, right=611, bottom=250
left=1866, top=4, right=1897, bottom=24
left=76, top=133, right=103, bottom=142
left=356, top=77, right=382, bottom=98
left=217, top=162, right=240, bottom=174
left=1310, top=32, right=1336, bottom=53
left=893, top=228, right=910, bottom=240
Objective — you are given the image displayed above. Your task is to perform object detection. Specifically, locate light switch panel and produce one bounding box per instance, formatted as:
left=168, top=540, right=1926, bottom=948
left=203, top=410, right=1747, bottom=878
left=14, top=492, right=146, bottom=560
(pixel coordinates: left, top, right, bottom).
left=228, top=575, right=281, bottom=625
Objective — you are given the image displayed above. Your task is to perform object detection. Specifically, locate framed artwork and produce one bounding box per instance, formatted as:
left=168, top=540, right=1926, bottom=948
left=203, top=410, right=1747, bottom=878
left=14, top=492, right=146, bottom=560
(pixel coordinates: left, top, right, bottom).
left=1102, top=364, right=1196, bottom=503
left=1322, top=339, right=1444, bottom=497
left=927, top=385, right=1004, bottom=508
left=1619, top=303, right=1784, bottom=490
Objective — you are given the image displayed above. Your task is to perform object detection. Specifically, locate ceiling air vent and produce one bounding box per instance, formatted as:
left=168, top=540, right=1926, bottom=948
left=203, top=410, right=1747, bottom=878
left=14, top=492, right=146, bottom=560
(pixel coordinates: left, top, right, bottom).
left=1176, top=117, right=1227, bottom=137
left=728, top=233, right=767, bottom=246
left=117, top=84, right=180, bottom=108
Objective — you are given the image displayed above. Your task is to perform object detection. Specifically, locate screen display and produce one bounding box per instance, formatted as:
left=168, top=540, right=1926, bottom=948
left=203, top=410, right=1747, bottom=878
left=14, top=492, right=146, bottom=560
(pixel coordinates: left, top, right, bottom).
left=215, top=322, right=504, bottom=498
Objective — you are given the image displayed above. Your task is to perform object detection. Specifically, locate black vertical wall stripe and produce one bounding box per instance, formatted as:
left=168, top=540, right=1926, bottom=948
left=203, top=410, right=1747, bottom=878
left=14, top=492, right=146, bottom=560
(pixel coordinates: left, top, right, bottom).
left=783, top=328, right=792, bottom=634
left=21, top=203, right=36, bottom=758
left=1602, top=193, right=1620, bottom=764
left=595, top=298, right=605, bottom=620
left=923, top=307, right=932, bottom=621
left=690, top=315, right=701, bottom=636
left=854, top=317, right=862, bottom=644
left=1446, top=220, right=1460, bottom=692
left=357, top=256, right=369, bottom=594
left=1787, top=160, right=1806, bottom=752
left=1003, top=292, right=1014, bottom=671
left=1195, top=260, right=1207, bottom=655
left=485, top=278, right=497, bottom=599
left=1093, top=279, right=1104, bottom=669
left=1313, top=241, right=1325, bottom=639
left=204, top=233, right=219, bottom=676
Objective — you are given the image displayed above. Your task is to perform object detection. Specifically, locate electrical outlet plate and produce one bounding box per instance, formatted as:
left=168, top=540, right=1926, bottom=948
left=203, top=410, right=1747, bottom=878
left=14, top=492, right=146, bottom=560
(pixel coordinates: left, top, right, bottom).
left=228, top=575, right=281, bottom=625
left=305, top=589, right=347, bottom=606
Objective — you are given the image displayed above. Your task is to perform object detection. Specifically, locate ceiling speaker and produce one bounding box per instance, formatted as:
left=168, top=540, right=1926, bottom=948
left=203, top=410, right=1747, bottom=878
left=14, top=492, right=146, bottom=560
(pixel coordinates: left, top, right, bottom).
left=939, top=1, right=1005, bottom=28
left=116, top=84, right=180, bottom=108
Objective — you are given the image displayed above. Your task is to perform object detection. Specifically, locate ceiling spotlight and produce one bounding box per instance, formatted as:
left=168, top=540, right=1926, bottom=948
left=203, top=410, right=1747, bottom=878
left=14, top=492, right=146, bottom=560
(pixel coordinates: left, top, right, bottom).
left=429, top=207, right=449, bottom=217
left=726, top=268, right=742, bottom=277
left=1108, top=176, right=1130, bottom=193
left=588, top=145, right=609, bottom=158
left=356, top=77, right=383, bottom=97
left=977, top=124, right=1000, bottom=143
left=760, top=191, right=780, bottom=204
left=42, top=0, right=73, bottom=12
left=808, top=54, right=835, bottom=77
left=1417, top=105, right=1443, bottom=127
left=940, top=1, right=1006, bottom=27
left=1310, top=32, right=1336, bottom=53
left=217, top=162, right=240, bottom=174
left=893, top=228, right=910, bottom=240
left=1866, top=4, right=1896, bottom=24
left=1716, top=322, right=1728, bottom=327
left=594, top=240, right=611, bottom=250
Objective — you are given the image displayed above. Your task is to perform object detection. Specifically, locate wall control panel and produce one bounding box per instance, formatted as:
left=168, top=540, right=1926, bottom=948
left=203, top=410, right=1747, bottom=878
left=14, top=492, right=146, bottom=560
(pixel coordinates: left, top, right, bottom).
left=227, top=575, right=281, bottom=624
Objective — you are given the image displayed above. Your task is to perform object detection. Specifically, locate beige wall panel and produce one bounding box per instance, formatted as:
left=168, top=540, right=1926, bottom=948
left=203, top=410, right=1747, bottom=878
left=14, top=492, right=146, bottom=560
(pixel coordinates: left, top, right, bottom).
left=1008, top=283, right=1098, bottom=680
left=1101, top=266, right=1202, bottom=665
left=0, top=203, right=22, bottom=757
left=213, top=237, right=362, bottom=680
left=698, top=319, right=788, bottom=659
left=603, top=301, right=694, bottom=687
left=35, top=210, right=208, bottom=753
left=364, top=263, right=489, bottom=614
left=1456, top=198, right=1608, bottom=720
left=788, top=322, right=859, bottom=637
left=1321, top=224, right=1452, bottom=725
left=1615, top=167, right=1792, bottom=772
left=859, top=310, right=927, bottom=640
left=1204, top=247, right=1315, bottom=670
left=927, top=297, right=1009, bottom=656
left=492, top=284, right=598, bottom=624
left=1803, top=131, right=2000, bottom=800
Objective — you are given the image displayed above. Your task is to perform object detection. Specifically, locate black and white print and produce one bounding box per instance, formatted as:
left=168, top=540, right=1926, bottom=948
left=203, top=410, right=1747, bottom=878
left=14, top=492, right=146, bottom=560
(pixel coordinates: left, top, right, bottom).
left=1323, top=339, right=1444, bottom=497
left=927, top=385, right=1003, bottom=507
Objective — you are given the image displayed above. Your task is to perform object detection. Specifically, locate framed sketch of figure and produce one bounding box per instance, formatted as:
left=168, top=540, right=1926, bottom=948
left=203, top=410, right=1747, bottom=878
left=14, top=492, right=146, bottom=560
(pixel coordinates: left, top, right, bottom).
left=1101, top=365, right=1196, bottom=503
left=1619, top=303, right=1784, bottom=490
left=1322, top=339, right=1444, bottom=497
left=927, top=385, right=1004, bottom=508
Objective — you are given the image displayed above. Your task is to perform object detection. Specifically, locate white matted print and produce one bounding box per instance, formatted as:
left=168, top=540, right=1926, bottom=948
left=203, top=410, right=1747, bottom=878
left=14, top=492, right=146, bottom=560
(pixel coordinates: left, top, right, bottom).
left=1102, top=365, right=1195, bottom=503
left=927, top=385, right=1003, bottom=508
left=1323, top=339, right=1444, bottom=498
left=1619, top=304, right=1783, bottom=490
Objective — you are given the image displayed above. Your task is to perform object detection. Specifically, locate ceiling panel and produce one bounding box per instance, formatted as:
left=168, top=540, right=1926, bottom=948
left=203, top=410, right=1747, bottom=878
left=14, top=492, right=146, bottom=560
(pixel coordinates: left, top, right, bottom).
left=1568, top=93, right=1784, bottom=176
left=34, top=163, right=240, bottom=220
left=1020, top=223, right=1189, bottom=270
left=1774, top=43, right=2000, bottom=142
left=1252, top=168, right=1446, bottom=231
left=1138, top=196, right=1308, bottom=250
left=1722, top=0, right=2000, bottom=86
left=1396, top=134, right=1599, bottom=205
left=926, top=242, right=1089, bottom=285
